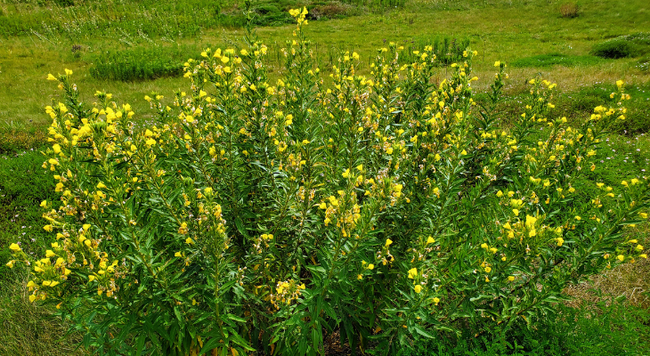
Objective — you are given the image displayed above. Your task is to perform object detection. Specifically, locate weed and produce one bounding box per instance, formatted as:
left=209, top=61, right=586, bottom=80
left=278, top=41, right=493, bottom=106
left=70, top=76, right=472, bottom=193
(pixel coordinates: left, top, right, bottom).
left=309, top=3, right=355, bottom=20
left=403, top=301, right=650, bottom=356
left=400, top=36, right=471, bottom=66
left=559, top=2, right=579, bottom=18
left=251, top=3, right=293, bottom=26
left=590, top=32, right=650, bottom=59
left=0, top=128, right=48, bottom=153
left=558, top=83, right=650, bottom=135
left=592, top=39, right=639, bottom=59
left=639, top=55, right=650, bottom=72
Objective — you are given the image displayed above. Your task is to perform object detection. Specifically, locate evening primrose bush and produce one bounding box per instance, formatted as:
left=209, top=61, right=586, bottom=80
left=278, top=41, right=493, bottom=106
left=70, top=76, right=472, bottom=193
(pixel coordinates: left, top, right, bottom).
left=6, top=8, right=650, bottom=356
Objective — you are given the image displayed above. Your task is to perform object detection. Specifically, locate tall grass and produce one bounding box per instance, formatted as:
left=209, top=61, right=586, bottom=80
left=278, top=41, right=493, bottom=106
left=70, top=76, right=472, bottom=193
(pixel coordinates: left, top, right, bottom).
left=0, top=0, right=235, bottom=39
left=0, top=0, right=407, bottom=39
left=0, top=144, right=82, bottom=355
left=89, top=45, right=204, bottom=81
left=400, top=36, right=470, bottom=65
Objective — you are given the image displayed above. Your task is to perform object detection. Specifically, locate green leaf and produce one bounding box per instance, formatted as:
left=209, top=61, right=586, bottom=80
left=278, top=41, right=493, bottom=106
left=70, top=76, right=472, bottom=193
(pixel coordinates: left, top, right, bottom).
left=412, top=325, right=435, bottom=339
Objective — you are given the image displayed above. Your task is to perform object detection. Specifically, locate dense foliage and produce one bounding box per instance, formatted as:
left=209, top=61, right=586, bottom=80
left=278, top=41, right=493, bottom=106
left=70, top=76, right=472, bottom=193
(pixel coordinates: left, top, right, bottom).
left=7, top=9, right=649, bottom=356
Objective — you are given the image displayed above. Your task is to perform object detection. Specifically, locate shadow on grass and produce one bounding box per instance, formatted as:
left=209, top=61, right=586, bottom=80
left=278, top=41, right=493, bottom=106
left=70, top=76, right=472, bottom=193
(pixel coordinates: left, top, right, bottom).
left=510, top=53, right=605, bottom=68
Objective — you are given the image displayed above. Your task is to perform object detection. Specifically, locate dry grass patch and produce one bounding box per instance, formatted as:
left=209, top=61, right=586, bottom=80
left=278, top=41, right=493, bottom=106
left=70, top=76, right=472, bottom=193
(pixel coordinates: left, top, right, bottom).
left=560, top=2, right=579, bottom=18
left=565, top=226, right=650, bottom=310
left=0, top=279, right=87, bottom=356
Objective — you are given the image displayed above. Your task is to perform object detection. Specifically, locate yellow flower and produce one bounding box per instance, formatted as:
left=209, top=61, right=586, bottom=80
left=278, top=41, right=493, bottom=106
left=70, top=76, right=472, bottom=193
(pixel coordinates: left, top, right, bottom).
left=617, top=255, right=625, bottom=262
left=342, top=169, right=351, bottom=178
left=484, top=266, right=492, bottom=273
left=367, top=264, right=375, bottom=270
left=432, top=297, right=440, bottom=305
left=525, top=215, right=537, bottom=229
left=97, top=182, right=107, bottom=189
left=178, top=222, right=188, bottom=234
left=494, top=61, right=501, bottom=67
left=508, top=276, right=515, bottom=282
left=6, top=260, right=15, bottom=268
left=357, top=274, right=363, bottom=280
left=29, top=295, right=37, bottom=302
left=427, top=236, right=435, bottom=244
left=512, top=209, right=519, bottom=216
left=414, top=285, right=422, bottom=293
left=45, top=250, right=56, bottom=258
left=385, top=239, right=393, bottom=247
left=408, top=267, right=418, bottom=279
left=88, top=275, right=95, bottom=282
left=47, top=73, right=57, bottom=81
left=556, top=238, right=564, bottom=247
left=175, top=251, right=182, bottom=257
left=9, top=243, right=21, bottom=252
left=64, top=68, right=73, bottom=75
left=185, top=237, right=194, bottom=245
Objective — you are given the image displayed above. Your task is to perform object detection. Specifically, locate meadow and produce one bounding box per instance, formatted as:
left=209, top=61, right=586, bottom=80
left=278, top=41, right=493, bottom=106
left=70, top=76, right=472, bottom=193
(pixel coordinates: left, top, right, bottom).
left=1, top=0, right=650, bottom=355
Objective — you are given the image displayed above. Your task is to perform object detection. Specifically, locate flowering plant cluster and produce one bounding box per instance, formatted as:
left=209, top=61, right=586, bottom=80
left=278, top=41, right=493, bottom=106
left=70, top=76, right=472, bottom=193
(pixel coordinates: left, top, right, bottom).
left=7, top=9, right=649, bottom=356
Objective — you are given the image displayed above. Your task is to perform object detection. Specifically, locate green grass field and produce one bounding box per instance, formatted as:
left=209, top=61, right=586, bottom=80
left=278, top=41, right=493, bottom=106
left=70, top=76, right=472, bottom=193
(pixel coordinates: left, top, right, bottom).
left=1, top=0, right=649, bottom=354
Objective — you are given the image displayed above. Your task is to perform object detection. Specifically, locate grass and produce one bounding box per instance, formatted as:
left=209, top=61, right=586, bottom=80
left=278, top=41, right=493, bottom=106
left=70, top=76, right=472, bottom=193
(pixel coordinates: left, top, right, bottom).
left=0, top=279, right=86, bottom=356
left=0, top=146, right=82, bottom=356
left=403, top=303, right=650, bottom=355
left=1, top=0, right=649, bottom=127
left=88, top=44, right=207, bottom=81
left=1, top=0, right=650, bottom=354
left=510, top=53, right=604, bottom=68
left=591, top=33, right=650, bottom=59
